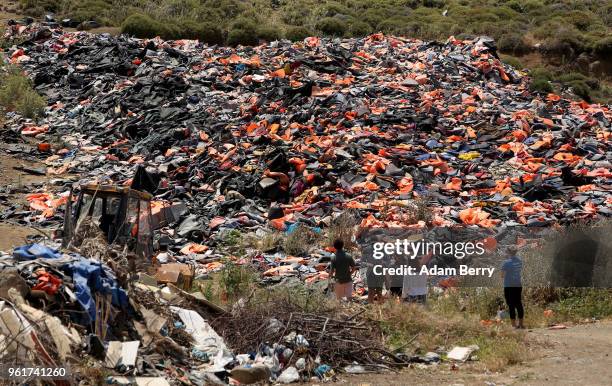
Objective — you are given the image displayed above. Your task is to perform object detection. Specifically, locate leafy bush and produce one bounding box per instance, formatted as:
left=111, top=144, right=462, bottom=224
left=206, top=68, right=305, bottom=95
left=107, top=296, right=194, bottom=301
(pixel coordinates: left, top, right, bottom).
left=318, top=2, right=353, bottom=18
left=500, top=54, right=523, bottom=70
left=529, top=78, right=553, bottom=94
left=348, top=20, right=372, bottom=37
left=557, top=72, right=588, bottom=83
left=592, top=36, right=612, bottom=57
left=227, top=29, right=258, bottom=46
left=202, top=0, right=245, bottom=18
left=529, top=66, right=553, bottom=81
left=505, top=0, right=523, bottom=13
left=377, top=16, right=412, bottom=34
left=62, top=0, right=112, bottom=23
left=20, top=0, right=61, bottom=13
left=497, top=33, right=530, bottom=53
left=231, top=17, right=258, bottom=32
left=564, top=10, right=598, bottom=31
left=281, top=6, right=311, bottom=26
left=256, top=25, right=283, bottom=42
left=361, top=7, right=395, bottom=28
left=179, top=21, right=224, bottom=44
left=568, top=80, right=592, bottom=102
left=285, top=26, right=312, bottom=42
left=218, top=260, right=256, bottom=301
left=0, top=67, right=46, bottom=119
left=316, top=17, right=347, bottom=37
left=121, top=13, right=166, bottom=38
left=227, top=17, right=259, bottom=46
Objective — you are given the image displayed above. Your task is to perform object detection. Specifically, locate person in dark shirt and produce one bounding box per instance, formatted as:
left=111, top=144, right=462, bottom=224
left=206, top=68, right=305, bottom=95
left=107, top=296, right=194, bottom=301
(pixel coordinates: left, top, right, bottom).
left=501, top=247, right=524, bottom=329
left=330, top=239, right=356, bottom=301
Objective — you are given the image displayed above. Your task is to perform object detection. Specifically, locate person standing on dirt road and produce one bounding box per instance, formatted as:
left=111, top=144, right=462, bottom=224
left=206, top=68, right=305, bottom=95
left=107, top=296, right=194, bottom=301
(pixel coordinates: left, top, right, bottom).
left=330, top=239, right=356, bottom=301
left=501, top=246, right=524, bottom=328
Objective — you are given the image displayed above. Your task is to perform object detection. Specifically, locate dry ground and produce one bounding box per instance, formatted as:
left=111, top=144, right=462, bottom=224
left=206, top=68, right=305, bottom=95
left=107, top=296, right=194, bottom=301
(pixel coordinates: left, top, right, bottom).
left=332, top=321, right=612, bottom=386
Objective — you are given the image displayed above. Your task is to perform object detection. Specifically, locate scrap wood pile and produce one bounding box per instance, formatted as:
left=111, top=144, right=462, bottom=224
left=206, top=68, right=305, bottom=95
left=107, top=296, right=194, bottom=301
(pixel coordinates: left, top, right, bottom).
left=211, top=297, right=400, bottom=371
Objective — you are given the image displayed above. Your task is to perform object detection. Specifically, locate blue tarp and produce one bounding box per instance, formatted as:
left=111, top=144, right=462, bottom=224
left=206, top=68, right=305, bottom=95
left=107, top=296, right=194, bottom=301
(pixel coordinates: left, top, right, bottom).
left=13, top=244, right=61, bottom=260
left=12, top=244, right=130, bottom=326
left=60, top=257, right=129, bottom=324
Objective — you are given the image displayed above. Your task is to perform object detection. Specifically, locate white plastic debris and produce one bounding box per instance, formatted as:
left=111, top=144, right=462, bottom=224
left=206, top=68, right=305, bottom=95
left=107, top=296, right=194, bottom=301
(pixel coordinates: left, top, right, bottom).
left=447, top=345, right=479, bottom=361
left=295, top=357, right=306, bottom=371
left=170, top=307, right=232, bottom=371
left=344, top=364, right=367, bottom=374
left=277, top=366, right=299, bottom=383
left=295, top=334, right=309, bottom=347
left=105, top=341, right=140, bottom=368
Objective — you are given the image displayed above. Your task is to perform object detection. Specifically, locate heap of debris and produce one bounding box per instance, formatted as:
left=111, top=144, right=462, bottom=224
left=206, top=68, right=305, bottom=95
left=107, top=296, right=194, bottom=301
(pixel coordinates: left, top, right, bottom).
left=0, top=18, right=610, bottom=384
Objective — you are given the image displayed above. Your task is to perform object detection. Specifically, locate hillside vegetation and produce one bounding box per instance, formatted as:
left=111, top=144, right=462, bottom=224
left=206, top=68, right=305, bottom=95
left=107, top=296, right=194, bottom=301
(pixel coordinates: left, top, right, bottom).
left=14, top=0, right=612, bottom=102
left=18, top=0, right=611, bottom=52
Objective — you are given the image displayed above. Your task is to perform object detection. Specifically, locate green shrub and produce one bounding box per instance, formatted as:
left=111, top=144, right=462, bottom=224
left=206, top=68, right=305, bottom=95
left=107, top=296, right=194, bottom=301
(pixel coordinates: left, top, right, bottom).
left=348, top=20, right=372, bottom=37
left=281, top=6, right=311, bottom=26
left=0, top=68, right=46, bottom=119
left=202, top=0, right=245, bottom=18
left=226, top=17, right=260, bottom=45
left=227, top=29, right=258, bottom=46
left=584, top=78, right=600, bottom=90
left=568, top=80, right=592, bottom=102
left=285, top=26, right=312, bottom=42
left=257, top=25, right=283, bottom=42
left=505, top=0, right=523, bottom=13
left=554, top=289, right=612, bottom=320
left=179, top=21, right=224, bottom=44
left=557, top=72, right=588, bottom=83
left=316, top=17, right=347, bottom=37
left=529, top=78, right=553, bottom=94
left=377, top=16, right=412, bottom=34
left=230, top=17, right=258, bottom=32
left=361, top=7, right=395, bottom=28
left=318, top=2, right=353, bottom=18
left=564, top=10, right=597, bottom=31
left=218, top=260, right=256, bottom=300
left=497, top=33, right=530, bottom=53
left=529, top=66, right=553, bottom=81
left=121, top=13, right=166, bottom=38
left=592, top=36, right=612, bottom=57
left=499, top=54, right=523, bottom=70
left=522, top=0, right=545, bottom=12
left=20, top=0, right=61, bottom=13
left=536, top=22, right=585, bottom=53
left=62, top=0, right=112, bottom=23
left=490, top=6, right=520, bottom=21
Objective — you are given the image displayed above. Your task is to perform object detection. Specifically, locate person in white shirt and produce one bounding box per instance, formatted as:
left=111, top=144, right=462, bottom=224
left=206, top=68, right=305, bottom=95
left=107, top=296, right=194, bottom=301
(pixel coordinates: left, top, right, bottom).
left=402, top=252, right=431, bottom=304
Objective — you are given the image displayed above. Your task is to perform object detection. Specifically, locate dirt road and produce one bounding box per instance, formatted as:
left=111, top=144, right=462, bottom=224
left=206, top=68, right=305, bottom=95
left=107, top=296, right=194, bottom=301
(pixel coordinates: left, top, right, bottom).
left=0, top=153, right=46, bottom=250
left=339, top=321, right=612, bottom=386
